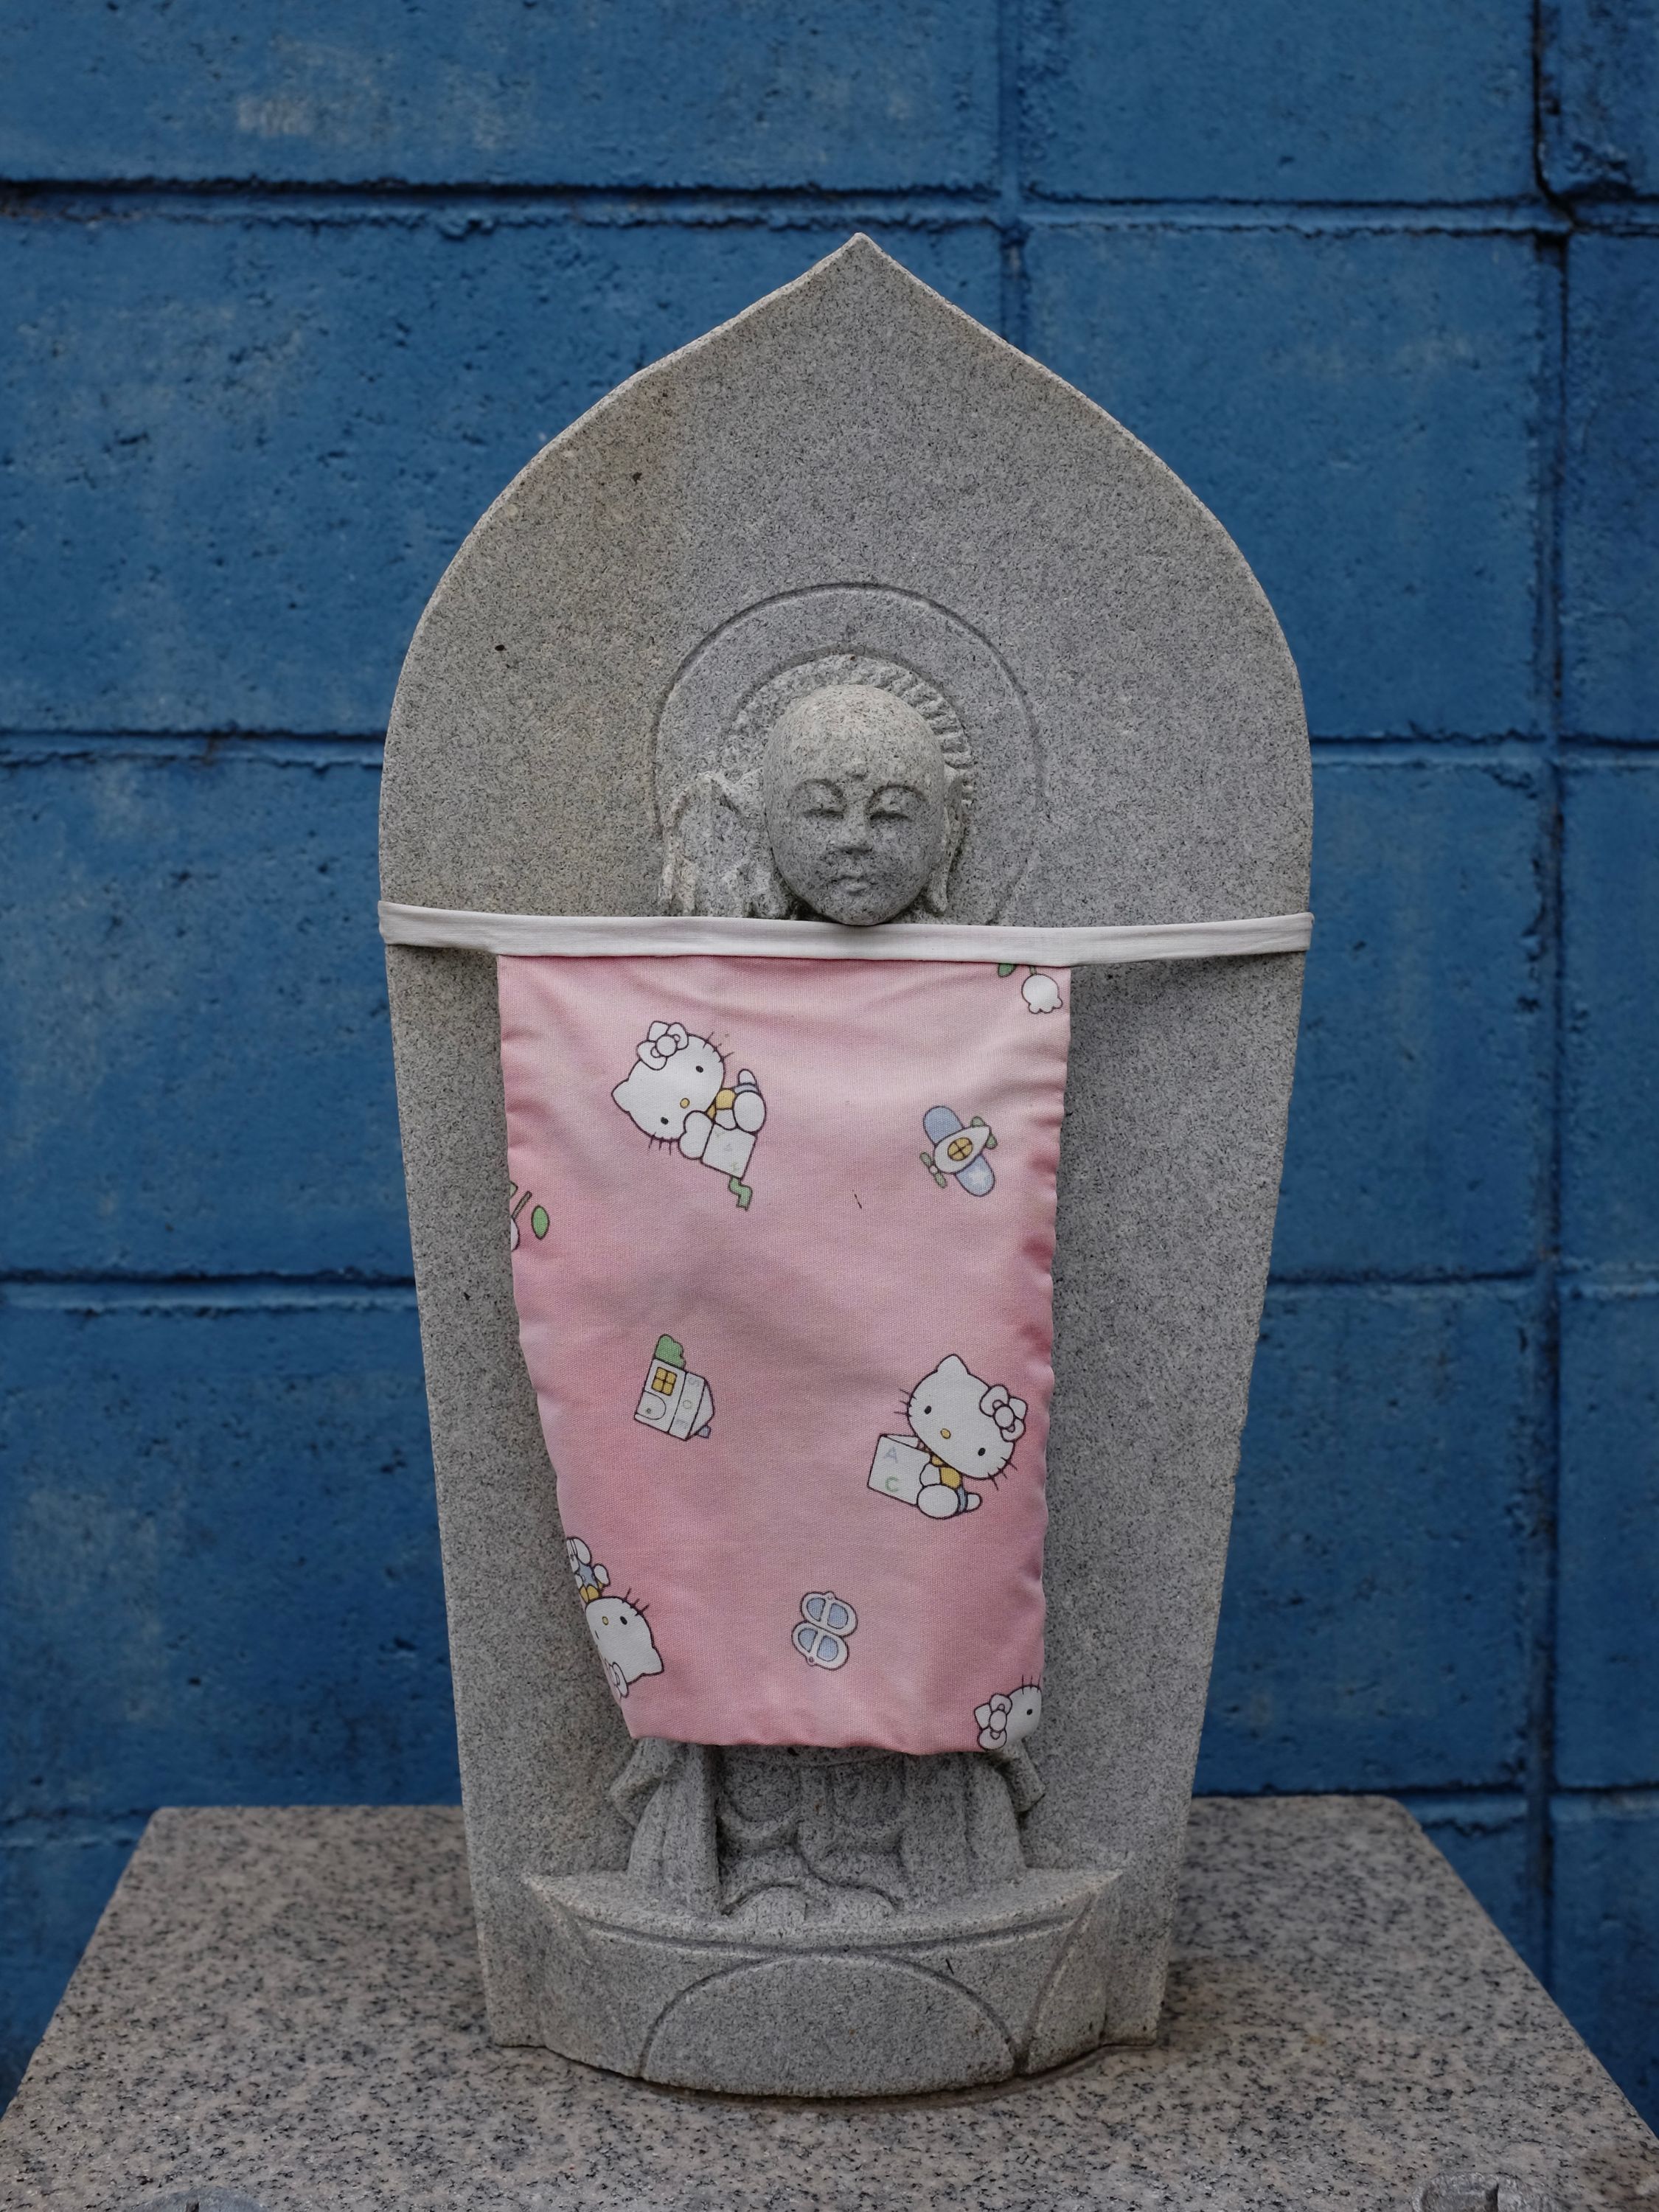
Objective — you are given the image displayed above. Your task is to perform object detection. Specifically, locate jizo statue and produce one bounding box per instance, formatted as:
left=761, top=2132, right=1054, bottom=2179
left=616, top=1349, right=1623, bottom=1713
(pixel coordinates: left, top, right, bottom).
left=379, top=238, right=1311, bottom=2096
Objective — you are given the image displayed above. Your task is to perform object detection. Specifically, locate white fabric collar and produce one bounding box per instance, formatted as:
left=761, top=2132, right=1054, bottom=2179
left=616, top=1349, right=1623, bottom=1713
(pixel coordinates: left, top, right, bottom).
left=378, top=902, right=1312, bottom=966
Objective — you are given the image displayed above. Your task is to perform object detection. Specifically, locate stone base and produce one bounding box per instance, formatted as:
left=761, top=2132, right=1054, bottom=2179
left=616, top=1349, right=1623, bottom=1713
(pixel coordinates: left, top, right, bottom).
left=3, top=1798, right=1656, bottom=2211
left=525, top=1867, right=1119, bottom=2093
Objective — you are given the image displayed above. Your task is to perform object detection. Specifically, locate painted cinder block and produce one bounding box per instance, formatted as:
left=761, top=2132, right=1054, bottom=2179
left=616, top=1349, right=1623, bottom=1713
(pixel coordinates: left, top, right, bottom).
left=1196, top=1281, right=1540, bottom=1794
left=1400, top=1792, right=1541, bottom=1975
left=1023, top=0, right=1534, bottom=203
left=1562, top=237, right=1659, bottom=742
left=0, top=0, right=999, bottom=191
left=0, top=1294, right=457, bottom=1820
left=1273, top=757, right=1547, bottom=1280
left=1551, top=1791, right=1659, bottom=2131
left=1563, top=760, right=1659, bottom=1266
left=0, top=213, right=1001, bottom=735
left=0, top=1816, right=144, bottom=2112
left=0, top=742, right=410, bottom=1280
left=1024, top=226, right=1546, bottom=739
left=1557, top=1286, right=1659, bottom=1789
left=1542, top=0, right=1659, bottom=198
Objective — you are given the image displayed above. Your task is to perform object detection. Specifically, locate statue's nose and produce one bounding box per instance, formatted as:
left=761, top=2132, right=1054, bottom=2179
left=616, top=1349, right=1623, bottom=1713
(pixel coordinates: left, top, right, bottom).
left=939, top=1427, right=951, bottom=1439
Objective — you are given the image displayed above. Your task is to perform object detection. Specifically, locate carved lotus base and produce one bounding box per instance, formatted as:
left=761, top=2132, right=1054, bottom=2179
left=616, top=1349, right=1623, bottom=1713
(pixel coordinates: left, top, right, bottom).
left=523, top=1865, right=1122, bottom=2096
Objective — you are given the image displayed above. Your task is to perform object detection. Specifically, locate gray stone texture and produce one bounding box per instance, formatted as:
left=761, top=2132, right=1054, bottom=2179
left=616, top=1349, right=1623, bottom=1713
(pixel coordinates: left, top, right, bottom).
left=3, top=1799, right=1655, bottom=2211
left=379, top=236, right=1311, bottom=2089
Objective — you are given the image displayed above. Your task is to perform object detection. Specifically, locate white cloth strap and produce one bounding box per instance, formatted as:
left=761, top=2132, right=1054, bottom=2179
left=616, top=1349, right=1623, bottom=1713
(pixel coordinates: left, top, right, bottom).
left=378, top=902, right=1312, bottom=965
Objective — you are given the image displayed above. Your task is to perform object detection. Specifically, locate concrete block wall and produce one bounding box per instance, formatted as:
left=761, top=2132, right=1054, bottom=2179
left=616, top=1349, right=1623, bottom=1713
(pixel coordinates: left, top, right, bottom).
left=1, top=0, right=1655, bottom=2127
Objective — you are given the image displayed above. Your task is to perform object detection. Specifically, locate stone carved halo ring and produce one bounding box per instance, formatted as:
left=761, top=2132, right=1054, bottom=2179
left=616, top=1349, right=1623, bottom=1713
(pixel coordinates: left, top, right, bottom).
left=654, top=585, right=1039, bottom=925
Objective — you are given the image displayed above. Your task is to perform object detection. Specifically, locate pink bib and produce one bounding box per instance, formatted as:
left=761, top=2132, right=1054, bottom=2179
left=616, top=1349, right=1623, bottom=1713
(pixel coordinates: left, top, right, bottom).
left=380, top=904, right=1315, bottom=1759
left=501, top=952, right=1066, bottom=1756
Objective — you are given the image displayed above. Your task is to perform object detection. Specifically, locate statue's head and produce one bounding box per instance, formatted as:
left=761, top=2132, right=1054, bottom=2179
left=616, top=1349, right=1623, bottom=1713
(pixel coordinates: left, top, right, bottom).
left=657, top=660, right=976, bottom=924
left=761, top=683, right=961, bottom=925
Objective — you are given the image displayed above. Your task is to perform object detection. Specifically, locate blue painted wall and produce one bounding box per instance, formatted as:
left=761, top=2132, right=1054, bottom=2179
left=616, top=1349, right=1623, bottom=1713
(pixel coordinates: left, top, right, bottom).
left=1, top=0, right=1655, bottom=2130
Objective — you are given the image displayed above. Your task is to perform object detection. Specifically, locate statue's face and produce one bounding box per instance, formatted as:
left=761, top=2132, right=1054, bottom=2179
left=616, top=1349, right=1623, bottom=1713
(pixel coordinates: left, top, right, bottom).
left=762, top=685, right=950, bottom=926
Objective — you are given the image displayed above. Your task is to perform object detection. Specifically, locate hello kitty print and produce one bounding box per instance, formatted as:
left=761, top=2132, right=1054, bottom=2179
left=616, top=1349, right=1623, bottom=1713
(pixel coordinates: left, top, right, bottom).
left=498, top=950, right=1065, bottom=1756
left=610, top=1020, right=766, bottom=1209
left=869, top=1353, right=1028, bottom=1518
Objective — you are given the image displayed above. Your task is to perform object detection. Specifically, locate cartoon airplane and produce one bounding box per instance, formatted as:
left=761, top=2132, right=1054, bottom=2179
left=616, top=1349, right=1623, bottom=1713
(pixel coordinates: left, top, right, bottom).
left=920, top=1105, right=998, bottom=1196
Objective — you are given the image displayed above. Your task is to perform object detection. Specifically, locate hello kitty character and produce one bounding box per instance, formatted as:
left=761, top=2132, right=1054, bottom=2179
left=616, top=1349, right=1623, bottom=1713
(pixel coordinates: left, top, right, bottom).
left=566, top=1536, right=663, bottom=1700
left=975, top=1683, right=1043, bottom=1751
left=611, top=1021, right=766, bottom=1210
left=866, top=1354, right=1027, bottom=1520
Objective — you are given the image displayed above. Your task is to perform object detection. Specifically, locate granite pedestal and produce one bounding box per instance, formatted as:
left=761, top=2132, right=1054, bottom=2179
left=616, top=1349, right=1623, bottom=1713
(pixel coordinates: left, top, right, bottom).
left=2, top=1797, right=1654, bottom=2211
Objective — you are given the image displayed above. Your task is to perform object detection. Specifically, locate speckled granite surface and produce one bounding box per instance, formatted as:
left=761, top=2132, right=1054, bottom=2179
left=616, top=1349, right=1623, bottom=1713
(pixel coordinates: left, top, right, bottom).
left=1, top=1796, right=1653, bottom=2211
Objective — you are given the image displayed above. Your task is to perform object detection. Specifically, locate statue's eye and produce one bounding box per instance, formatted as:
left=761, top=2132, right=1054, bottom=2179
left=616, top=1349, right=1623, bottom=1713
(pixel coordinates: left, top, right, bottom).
left=695, top=1064, right=703, bottom=1073
left=659, top=1116, right=669, bottom=1126
left=978, top=1447, right=987, bottom=1457
left=872, top=785, right=919, bottom=820
left=922, top=1405, right=931, bottom=1416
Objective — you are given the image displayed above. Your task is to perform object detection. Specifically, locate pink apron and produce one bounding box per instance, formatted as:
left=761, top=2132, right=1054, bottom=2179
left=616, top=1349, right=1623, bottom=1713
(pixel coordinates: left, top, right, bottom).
left=380, top=907, right=1314, bottom=1757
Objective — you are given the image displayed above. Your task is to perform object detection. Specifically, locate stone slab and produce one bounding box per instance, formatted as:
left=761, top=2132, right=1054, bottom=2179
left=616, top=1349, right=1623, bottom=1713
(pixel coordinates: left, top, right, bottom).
left=2, top=1796, right=1654, bottom=2212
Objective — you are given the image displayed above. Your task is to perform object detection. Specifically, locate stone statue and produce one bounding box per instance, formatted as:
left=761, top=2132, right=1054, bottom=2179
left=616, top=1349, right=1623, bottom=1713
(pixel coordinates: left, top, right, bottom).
left=619, top=666, right=1050, bottom=1928
left=380, top=237, right=1310, bottom=2096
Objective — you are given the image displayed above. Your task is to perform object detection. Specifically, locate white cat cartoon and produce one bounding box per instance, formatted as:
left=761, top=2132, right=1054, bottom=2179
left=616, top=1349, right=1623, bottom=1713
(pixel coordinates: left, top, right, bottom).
left=866, top=1354, right=1027, bottom=1520
left=566, top=1537, right=662, bottom=1700
left=976, top=1683, right=1043, bottom=1751
left=611, top=1021, right=766, bottom=1210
